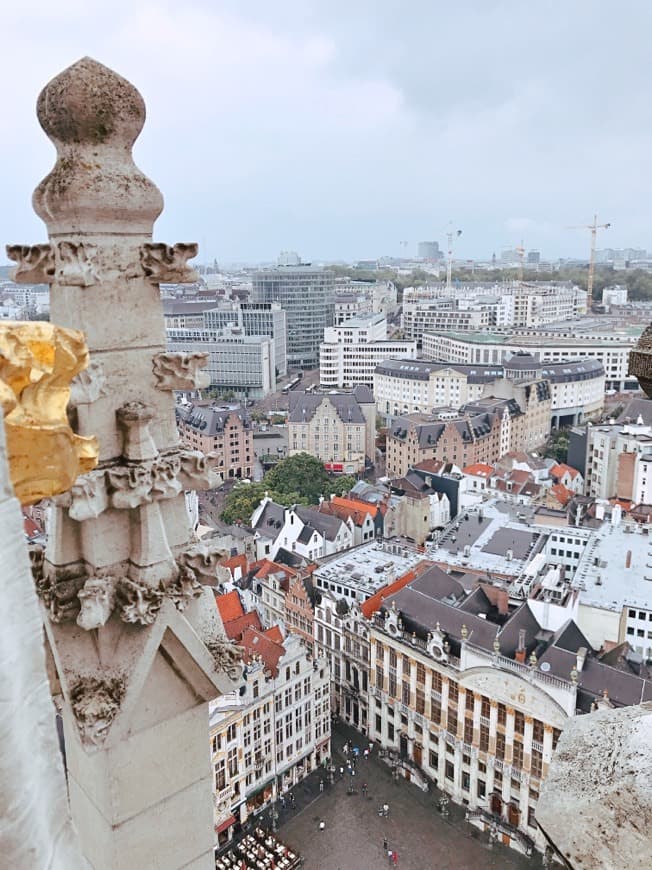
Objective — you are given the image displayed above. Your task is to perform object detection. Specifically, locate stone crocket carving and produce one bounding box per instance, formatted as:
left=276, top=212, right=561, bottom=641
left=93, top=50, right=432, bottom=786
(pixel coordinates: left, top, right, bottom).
left=152, top=351, right=210, bottom=391
left=178, top=540, right=229, bottom=585
left=0, top=322, right=99, bottom=503
left=77, top=576, right=118, bottom=630
left=116, top=576, right=163, bottom=625
left=68, top=469, right=108, bottom=521
left=178, top=448, right=221, bottom=490
left=140, top=243, right=199, bottom=284
left=56, top=241, right=99, bottom=287
left=69, top=359, right=107, bottom=406
left=206, top=636, right=243, bottom=682
left=70, top=677, right=124, bottom=748
left=5, top=243, right=55, bottom=284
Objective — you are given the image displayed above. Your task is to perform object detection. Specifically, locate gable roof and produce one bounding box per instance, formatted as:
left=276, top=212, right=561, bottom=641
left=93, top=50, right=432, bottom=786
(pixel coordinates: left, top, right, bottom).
left=463, top=463, right=494, bottom=477
left=288, top=391, right=366, bottom=424
left=239, top=627, right=286, bottom=677
left=252, top=499, right=286, bottom=534
left=294, top=505, right=345, bottom=541
left=223, top=611, right=262, bottom=641
left=214, top=589, right=244, bottom=623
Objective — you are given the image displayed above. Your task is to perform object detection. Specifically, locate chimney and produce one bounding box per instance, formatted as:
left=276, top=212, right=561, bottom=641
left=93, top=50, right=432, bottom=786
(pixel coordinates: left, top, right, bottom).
left=625, top=549, right=632, bottom=569
left=576, top=646, right=587, bottom=673
left=515, top=628, right=527, bottom=663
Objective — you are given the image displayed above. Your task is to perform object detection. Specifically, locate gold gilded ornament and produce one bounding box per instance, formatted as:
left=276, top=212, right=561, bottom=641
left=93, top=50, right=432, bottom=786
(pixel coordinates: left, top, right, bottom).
left=0, top=322, right=98, bottom=503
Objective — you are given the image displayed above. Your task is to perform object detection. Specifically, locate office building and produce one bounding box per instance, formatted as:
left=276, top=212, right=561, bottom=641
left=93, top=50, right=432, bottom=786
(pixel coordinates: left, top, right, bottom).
left=167, top=326, right=276, bottom=399
left=418, top=241, right=442, bottom=260
left=252, top=263, right=335, bottom=369
left=203, top=302, right=288, bottom=376
left=320, top=313, right=417, bottom=388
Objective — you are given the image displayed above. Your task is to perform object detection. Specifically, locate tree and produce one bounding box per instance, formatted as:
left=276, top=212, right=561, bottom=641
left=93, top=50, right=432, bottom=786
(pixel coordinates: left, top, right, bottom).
left=265, top=453, right=333, bottom=504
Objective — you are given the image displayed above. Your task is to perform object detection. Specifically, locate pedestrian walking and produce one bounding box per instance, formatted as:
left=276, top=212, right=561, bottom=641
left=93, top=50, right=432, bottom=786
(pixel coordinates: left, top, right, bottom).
left=387, top=850, right=393, bottom=866
left=280, top=795, right=286, bottom=809
left=339, top=766, right=344, bottom=778
left=290, top=793, right=296, bottom=808
left=392, top=851, right=398, bottom=867
left=383, top=802, right=389, bottom=817
left=383, top=837, right=388, bottom=852
left=319, top=779, right=324, bottom=793
left=362, top=782, right=368, bottom=797
left=319, top=820, right=325, bottom=832
left=343, top=742, right=348, bottom=756
left=368, top=741, right=373, bottom=754
left=364, top=748, right=369, bottom=760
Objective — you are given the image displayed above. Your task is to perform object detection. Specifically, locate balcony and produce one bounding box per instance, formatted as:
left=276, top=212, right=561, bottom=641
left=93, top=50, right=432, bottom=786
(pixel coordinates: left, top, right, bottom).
left=531, top=740, right=543, bottom=753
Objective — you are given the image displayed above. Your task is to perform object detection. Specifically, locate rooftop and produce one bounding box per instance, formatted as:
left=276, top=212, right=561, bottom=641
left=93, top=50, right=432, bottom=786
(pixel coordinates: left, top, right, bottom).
left=313, top=540, right=425, bottom=600
left=426, top=502, right=546, bottom=578
left=572, top=522, right=652, bottom=612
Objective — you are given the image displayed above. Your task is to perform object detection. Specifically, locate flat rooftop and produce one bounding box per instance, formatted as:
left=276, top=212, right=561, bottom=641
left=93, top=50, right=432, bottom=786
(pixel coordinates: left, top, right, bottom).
left=313, top=540, right=422, bottom=600
left=573, top=522, right=652, bottom=612
left=427, top=501, right=546, bottom=578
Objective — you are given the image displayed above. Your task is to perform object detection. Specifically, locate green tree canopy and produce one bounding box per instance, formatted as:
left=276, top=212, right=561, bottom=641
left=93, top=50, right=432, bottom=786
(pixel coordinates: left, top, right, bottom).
left=220, top=453, right=357, bottom=524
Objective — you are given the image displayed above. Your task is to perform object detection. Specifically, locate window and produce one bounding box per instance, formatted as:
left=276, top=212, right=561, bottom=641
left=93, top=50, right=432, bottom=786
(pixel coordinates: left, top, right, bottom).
left=448, top=681, right=459, bottom=706
left=464, top=719, right=474, bottom=744
left=228, top=747, right=238, bottom=777
left=416, top=662, right=426, bottom=685
left=402, top=682, right=410, bottom=705
left=497, top=703, right=507, bottom=727
left=531, top=749, right=543, bottom=779
left=496, top=733, right=506, bottom=760
left=416, top=688, right=425, bottom=715
left=512, top=740, right=524, bottom=770
left=445, top=761, right=454, bottom=781
left=430, top=698, right=441, bottom=725
left=465, top=692, right=474, bottom=712
left=227, top=724, right=237, bottom=742
left=552, top=728, right=561, bottom=751
left=514, top=711, right=525, bottom=735
left=532, top=719, right=544, bottom=744
left=432, top=671, right=442, bottom=693
left=479, top=724, right=489, bottom=752
left=376, top=667, right=384, bottom=690
left=214, top=759, right=226, bottom=791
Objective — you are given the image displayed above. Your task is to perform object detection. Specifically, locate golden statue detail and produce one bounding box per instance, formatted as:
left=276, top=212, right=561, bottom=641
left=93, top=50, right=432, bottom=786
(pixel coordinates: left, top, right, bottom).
left=0, top=322, right=98, bottom=504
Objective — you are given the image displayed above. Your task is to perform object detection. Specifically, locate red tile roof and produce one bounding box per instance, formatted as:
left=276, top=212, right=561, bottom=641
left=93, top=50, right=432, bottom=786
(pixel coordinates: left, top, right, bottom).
left=221, top=553, right=248, bottom=576
left=360, top=560, right=432, bottom=619
left=550, top=463, right=580, bottom=480
left=223, top=611, right=262, bottom=641
left=264, top=625, right=284, bottom=644
left=239, top=627, right=285, bottom=676
left=550, top=483, right=574, bottom=507
left=214, top=589, right=244, bottom=623
left=463, top=463, right=494, bottom=477
left=250, top=559, right=298, bottom=584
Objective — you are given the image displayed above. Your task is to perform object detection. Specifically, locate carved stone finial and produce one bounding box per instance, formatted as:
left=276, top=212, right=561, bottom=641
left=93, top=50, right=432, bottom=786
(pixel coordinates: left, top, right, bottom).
left=493, top=636, right=501, bottom=655
left=460, top=623, right=468, bottom=641
left=0, top=322, right=99, bottom=503
left=116, top=401, right=157, bottom=462
left=33, top=57, right=163, bottom=236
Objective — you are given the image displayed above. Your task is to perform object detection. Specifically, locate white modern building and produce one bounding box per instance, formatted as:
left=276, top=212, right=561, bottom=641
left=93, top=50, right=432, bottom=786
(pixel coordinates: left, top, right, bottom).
left=422, top=330, right=637, bottom=392
left=320, top=313, right=417, bottom=388
left=203, top=302, right=288, bottom=376
left=167, top=326, right=276, bottom=399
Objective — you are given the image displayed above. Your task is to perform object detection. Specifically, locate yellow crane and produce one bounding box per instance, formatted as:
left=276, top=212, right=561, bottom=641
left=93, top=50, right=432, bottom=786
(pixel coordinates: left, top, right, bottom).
left=568, top=214, right=611, bottom=310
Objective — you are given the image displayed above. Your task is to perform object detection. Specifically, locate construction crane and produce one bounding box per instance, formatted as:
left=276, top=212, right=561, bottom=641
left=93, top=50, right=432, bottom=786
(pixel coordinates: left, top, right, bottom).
left=445, top=224, right=462, bottom=292
left=568, top=214, right=611, bottom=310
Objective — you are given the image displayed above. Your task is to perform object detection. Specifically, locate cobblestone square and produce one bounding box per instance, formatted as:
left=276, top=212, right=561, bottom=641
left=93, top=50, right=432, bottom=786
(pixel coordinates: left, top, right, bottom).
left=277, top=724, right=536, bottom=870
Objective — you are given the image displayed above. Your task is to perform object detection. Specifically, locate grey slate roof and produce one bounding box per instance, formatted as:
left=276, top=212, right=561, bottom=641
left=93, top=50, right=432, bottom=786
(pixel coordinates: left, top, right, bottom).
left=376, top=358, right=504, bottom=382
left=294, top=505, right=344, bottom=542
left=177, top=404, right=249, bottom=436
left=253, top=500, right=285, bottom=534
left=288, top=392, right=366, bottom=424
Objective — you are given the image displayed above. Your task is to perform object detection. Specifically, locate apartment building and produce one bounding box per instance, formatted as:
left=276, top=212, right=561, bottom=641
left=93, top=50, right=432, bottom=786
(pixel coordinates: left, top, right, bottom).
left=167, top=326, right=276, bottom=399
left=251, top=498, right=354, bottom=563
left=175, top=402, right=253, bottom=479
left=320, top=313, right=417, bottom=388
left=375, top=354, right=599, bottom=428
left=386, top=412, right=506, bottom=479
left=210, top=592, right=330, bottom=847
left=583, top=421, right=652, bottom=500
left=334, top=293, right=373, bottom=325
left=287, top=387, right=376, bottom=472
left=374, top=359, right=502, bottom=419
left=362, top=565, right=651, bottom=856
left=422, top=330, right=636, bottom=392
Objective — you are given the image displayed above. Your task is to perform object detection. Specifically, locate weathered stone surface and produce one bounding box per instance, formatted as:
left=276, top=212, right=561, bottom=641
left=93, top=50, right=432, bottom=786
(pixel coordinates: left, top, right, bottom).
left=537, top=703, right=652, bottom=869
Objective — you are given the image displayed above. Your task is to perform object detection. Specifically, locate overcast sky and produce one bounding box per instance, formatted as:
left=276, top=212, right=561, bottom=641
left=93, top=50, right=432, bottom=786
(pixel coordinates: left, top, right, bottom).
left=2, top=1, right=650, bottom=264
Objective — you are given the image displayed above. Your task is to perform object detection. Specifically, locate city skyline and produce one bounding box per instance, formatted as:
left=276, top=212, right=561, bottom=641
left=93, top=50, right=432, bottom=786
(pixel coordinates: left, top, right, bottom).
left=3, top=2, right=651, bottom=263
